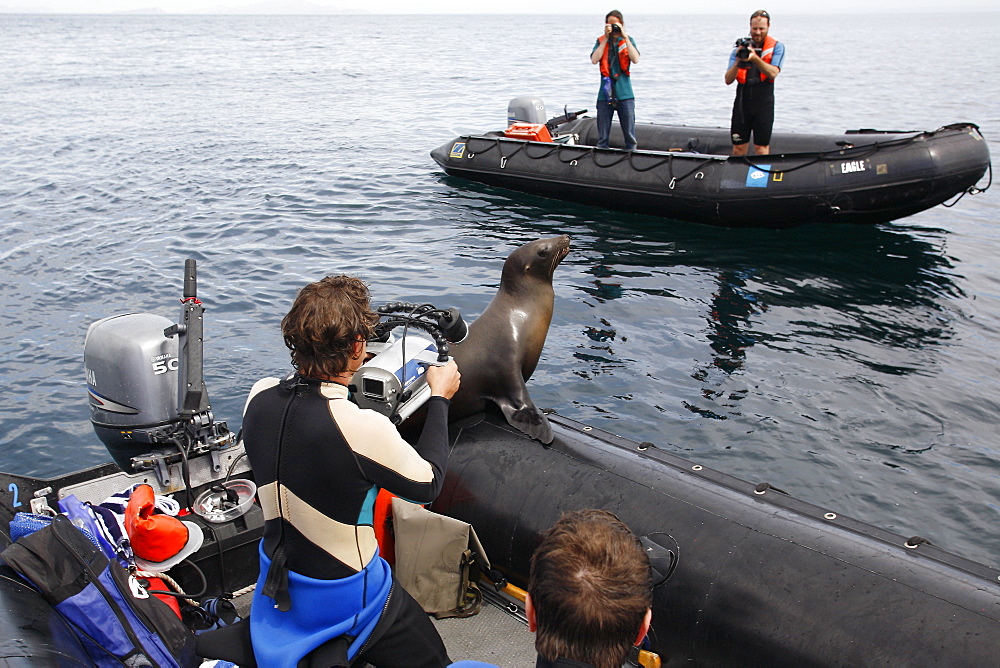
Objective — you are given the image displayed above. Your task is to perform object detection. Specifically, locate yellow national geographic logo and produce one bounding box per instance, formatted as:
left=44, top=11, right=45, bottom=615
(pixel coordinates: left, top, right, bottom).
left=449, top=142, right=466, bottom=159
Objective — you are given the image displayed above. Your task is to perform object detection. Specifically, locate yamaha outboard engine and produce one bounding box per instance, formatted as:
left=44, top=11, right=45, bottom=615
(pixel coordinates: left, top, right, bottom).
left=507, top=96, right=546, bottom=126
left=85, top=260, right=234, bottom=481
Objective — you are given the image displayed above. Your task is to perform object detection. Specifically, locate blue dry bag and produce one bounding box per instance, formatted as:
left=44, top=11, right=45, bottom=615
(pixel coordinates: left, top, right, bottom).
left=0, top=514, right=196, bottom=667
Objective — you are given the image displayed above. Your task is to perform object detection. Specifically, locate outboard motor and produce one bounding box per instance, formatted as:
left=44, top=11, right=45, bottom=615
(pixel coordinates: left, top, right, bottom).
left=85, top=260, right=234, bottom=482
left=507, top=96, right=546, bottom=126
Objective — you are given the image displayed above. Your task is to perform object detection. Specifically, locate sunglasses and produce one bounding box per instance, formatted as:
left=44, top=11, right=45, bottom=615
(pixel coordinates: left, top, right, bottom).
left=751, top=10, right=770, bottom=19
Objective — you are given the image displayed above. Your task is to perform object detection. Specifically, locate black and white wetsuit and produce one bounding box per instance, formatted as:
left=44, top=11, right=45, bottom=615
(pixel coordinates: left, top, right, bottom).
left=242, top=375, right=451, bottom=667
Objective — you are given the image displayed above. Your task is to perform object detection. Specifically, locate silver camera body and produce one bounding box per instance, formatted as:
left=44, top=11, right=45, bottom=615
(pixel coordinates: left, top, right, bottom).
left=351, top=335, right=446, bottom=424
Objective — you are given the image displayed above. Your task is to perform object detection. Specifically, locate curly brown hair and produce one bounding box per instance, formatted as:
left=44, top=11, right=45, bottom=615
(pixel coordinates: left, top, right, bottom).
left=281, top=275, right=378, bottom=379
left=529, top=509, right=652, bottom=668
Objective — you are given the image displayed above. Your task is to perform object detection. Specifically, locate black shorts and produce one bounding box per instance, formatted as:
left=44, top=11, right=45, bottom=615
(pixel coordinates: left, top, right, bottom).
left=730, top=82, right=775, bottom=147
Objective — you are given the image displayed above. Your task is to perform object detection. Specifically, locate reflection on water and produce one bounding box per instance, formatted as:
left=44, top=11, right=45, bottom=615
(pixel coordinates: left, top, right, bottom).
left=433, top=177, right=1000, bottom=569
left=444, top=179, right=960, bottom=403
left=701, top=268, right=765, bottom=376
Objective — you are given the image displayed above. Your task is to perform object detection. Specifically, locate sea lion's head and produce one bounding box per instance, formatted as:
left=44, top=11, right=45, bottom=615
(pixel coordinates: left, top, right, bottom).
left=500, top=235, right=571, bottom=292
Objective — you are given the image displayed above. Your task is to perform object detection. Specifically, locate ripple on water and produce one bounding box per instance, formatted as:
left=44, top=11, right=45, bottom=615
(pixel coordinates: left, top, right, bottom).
left=2, top=12, right=999, bottom=570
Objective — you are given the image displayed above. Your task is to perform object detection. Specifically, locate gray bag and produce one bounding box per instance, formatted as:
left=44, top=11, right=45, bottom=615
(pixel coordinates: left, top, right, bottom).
left=391, top=498, right=491, bottom=619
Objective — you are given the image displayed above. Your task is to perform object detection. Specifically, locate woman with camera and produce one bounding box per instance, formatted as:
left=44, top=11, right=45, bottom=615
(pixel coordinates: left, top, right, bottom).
left=590, top=10, right=640, bottom=151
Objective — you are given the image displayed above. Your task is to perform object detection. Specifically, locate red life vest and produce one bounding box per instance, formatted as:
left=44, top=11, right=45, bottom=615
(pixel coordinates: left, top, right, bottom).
left=599, top=35, right=631, bottom=79
left=736, top=34, right=778, bottom=84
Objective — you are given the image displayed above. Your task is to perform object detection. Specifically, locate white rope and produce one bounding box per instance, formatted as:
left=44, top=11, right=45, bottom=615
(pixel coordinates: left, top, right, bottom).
left=137, top=569, right=256, bottom=606
left=136, top=569, right=200, bottom=607
left=230, top=582, right=256, bottom=598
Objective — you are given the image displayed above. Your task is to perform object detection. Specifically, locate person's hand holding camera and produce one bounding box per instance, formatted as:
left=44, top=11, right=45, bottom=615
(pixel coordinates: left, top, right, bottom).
left=734, top=37, right=752, bottom=61
left=427, top=359, right=461, bottom=400
left=605, top=22, right=626, bottom=38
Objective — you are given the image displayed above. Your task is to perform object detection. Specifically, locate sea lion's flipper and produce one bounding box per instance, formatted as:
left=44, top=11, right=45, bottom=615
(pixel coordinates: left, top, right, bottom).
left=506, top=405, right=554, bottom=444
left=494, top=382, right=554, bottom=444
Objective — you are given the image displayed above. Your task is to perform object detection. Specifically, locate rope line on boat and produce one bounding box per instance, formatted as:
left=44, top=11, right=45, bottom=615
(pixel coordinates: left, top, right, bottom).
left=522, top=143, right=563, bottom=160
left=231, top=582, right=256, bottom=598
left=462, top=125, right=975, bottom=189
left=738, top=126, right=962, bottom=174
left=138, top=565, right=205, bottom=607
left=738, top=143, right=878, bottom=174
left=737, top=155, right=821, bottom=174
left=139, top=563, right=254, bottom=607
left=590, top=148, right=632, bottom=168
left=467, top=136, right=717, bottom=186
left=464, top=136, right=502, bottom=156
left=499, top=142, right=524, bottom=169
left=942, top=160, right=992, bottom=207
left=664, top=155, right=723, bottom=186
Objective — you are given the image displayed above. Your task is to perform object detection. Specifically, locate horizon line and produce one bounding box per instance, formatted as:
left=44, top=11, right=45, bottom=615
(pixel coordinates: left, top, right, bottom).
left=2, top=8, right=998, bottom=14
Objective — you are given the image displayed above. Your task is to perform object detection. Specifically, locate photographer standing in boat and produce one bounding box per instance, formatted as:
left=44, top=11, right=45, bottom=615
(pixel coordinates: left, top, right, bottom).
left=241, top=275, right=461, bottom=667
left=724, top=9, right=784, bottom=156
left=590, top=10, right=640, bottom=150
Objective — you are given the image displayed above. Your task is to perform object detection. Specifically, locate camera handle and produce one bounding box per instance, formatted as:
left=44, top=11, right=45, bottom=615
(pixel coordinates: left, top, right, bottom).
left=374, top=302, right=467, bottom=362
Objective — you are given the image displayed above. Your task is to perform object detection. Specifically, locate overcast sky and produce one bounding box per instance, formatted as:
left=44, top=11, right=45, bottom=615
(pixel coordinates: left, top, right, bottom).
left=1, top=0, right=993, bottom=13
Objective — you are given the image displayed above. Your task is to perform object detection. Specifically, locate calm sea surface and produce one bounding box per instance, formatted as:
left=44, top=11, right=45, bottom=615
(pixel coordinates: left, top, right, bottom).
left=1, top=12, right=998, bottom=568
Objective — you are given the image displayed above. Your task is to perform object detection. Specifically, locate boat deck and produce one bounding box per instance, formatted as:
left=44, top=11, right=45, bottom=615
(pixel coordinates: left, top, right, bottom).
left=433, top=592, right=535, bottom=666
left=232, top=586, right=535, bottom=666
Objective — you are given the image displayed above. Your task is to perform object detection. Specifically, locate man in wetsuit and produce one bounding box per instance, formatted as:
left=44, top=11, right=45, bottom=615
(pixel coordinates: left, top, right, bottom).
left=590, top=10, right=640, bottom=150
left=724, top=9, right=785, bottom=156
left=242, top=275, right=461, bottom=668
left=527, top=509, right=653, bottom=668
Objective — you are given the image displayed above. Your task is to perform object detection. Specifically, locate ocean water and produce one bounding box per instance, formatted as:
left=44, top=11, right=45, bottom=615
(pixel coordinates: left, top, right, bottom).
left=1, top=12, right=998, bottom=569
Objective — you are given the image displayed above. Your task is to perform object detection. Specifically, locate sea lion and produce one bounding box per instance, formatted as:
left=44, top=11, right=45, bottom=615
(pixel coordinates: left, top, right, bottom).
left=446, top=235, right=570, bottom=444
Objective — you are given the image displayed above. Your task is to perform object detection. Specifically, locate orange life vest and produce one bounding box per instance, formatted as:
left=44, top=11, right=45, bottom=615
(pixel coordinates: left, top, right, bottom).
left=736, top=34, right=778, bottom=84
left=599, top=35, right=631, bottom=79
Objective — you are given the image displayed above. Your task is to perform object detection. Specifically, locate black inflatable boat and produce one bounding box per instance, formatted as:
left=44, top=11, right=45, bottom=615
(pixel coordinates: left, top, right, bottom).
left=436, top=409, right=1000, bottom=665
left=4, top=407, right=1000, bottom=666
left=431, top=116, right=991, bottom=228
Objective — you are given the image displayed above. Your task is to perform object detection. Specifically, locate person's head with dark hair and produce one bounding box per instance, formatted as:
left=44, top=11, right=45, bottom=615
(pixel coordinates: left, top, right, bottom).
left=750, top=9, right=770, bottom=24
left=605, top=9, right=624, bottom=25
left=527, top=509, right=653, bottom=668
left=280, top=274, right=379, bottom=380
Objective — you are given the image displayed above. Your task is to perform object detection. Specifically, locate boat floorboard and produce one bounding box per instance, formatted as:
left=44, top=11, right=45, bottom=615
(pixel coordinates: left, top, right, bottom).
left=433, top=598, right=534, bottom=666
left=231, top=587, right=535, bottom=666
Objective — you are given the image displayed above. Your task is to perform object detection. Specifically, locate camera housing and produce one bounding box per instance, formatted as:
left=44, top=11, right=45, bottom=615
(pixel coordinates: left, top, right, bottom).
left=350, top=302, right=467, bottom=424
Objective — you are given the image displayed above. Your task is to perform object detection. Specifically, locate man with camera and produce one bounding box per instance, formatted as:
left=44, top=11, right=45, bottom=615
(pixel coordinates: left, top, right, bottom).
left=724, top=9, right=785, bottom=156
left=590, top=10, right=640, bottom=150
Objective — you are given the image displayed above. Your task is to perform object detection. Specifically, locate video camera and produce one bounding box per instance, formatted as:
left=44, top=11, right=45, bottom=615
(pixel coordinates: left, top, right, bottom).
left=734, top=36, right=759, bottom=64
left=349, top=302, right=468, bottom=424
